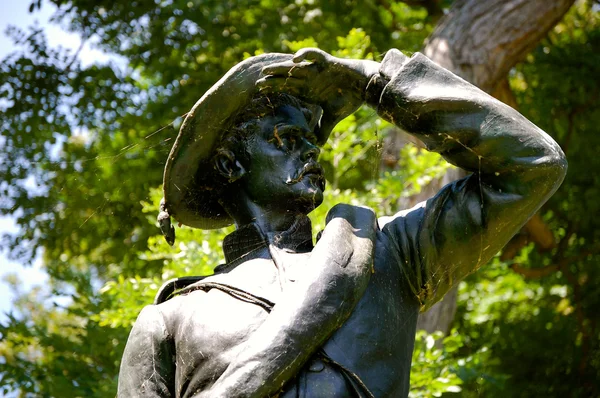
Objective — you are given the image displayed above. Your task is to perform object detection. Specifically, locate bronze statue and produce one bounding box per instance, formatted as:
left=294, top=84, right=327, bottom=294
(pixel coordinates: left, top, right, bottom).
left=117, top=48, right=567, bottom=397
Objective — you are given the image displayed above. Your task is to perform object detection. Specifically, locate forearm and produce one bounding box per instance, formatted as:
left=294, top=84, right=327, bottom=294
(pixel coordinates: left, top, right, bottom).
left=199, top=205, right=376, bottom=397
left=367, top=50, right=567, bottom=191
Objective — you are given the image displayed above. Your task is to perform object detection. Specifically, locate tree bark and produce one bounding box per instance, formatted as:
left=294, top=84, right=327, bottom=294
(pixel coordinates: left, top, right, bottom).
left=424, top=0, right=576, bottom=91
left=415, top=0, right=576, bottom=334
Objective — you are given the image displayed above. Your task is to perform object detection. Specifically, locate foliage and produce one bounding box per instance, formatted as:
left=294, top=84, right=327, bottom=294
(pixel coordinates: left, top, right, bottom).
left=0, top=0, right=598, bottom=397
left=409, top=330, right=464, bottom=398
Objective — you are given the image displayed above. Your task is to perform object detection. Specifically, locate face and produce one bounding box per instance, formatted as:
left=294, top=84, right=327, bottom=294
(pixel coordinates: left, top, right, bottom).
left=236, top=104, right=325, bottom=215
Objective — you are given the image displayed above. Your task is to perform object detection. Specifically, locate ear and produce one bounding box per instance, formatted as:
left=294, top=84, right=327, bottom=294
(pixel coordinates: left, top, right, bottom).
left=214, top=149, right=246, bottom=183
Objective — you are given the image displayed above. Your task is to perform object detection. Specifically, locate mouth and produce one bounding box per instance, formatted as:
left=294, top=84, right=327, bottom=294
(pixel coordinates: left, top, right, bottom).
left=286, top=163, right=326, bottom=191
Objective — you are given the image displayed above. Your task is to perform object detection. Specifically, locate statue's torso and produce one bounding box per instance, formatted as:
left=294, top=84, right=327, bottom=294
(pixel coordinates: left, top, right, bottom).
left=158, top=229, right=420, bottom=397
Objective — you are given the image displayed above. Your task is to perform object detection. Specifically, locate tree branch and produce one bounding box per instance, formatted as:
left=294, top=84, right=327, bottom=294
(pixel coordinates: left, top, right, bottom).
left=509, top=263, right=558, bottom=278
left=64, top=39, right=86, bottom=73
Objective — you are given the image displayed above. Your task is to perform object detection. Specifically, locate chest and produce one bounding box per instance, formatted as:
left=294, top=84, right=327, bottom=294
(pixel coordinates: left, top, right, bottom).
left=170, top=236, right=419, bottom=397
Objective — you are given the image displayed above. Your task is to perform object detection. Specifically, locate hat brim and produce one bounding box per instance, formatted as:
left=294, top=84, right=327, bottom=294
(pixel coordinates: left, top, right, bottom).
left=162, top=53, right=323, bottom=230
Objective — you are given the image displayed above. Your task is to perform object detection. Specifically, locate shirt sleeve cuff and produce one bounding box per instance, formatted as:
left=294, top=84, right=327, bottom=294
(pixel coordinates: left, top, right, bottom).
left=365, top=49, right=410, bottom=108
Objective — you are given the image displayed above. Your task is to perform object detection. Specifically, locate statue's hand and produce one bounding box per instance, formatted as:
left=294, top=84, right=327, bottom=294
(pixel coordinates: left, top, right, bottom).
left=258, top=48, right=380, bottom=140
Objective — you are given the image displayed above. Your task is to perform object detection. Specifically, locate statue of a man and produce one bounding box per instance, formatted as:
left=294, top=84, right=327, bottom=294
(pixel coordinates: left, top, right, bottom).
left=117, top=48, right=566, bottom=397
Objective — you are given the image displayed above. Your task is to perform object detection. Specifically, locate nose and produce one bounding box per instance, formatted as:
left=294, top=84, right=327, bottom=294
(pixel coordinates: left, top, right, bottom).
left=300, top=137, right=320, bottom=161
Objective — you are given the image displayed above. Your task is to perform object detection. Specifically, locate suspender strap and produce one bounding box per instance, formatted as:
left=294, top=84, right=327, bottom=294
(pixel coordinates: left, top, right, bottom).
left=154, top=276, right=205, bottom=305
left=318, top=352, right=376, bottom=398
left=177, top=281, right=276, bottom=313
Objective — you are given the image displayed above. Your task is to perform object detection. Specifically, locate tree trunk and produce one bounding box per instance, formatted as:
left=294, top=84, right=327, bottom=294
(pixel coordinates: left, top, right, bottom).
left=415, top=0, right=575, bottom=334
left=424, top=0, right=576, bottom=90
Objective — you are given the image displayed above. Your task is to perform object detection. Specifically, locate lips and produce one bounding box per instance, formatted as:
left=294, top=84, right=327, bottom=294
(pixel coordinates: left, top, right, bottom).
left=299, top=163, right=326, bottom=190
left=285, top=162, right=326, bottom=190
left=300, top=163, right=324, bottom=178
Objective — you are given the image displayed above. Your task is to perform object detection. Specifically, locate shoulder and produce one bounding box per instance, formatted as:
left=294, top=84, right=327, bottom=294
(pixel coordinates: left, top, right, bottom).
left=122, top=305, right=173, bottom=363
left=130, top=305, right=168, bottom=338
left=155, top=273, right=273, bottom=329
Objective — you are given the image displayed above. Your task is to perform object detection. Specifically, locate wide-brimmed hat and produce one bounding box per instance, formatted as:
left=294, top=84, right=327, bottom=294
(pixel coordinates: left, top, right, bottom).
left=158, top=53, right=324, bottom=244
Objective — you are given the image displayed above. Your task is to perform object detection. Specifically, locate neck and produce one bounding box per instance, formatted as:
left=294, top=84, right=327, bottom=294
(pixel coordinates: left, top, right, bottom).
left=221, top=194, right=304, bottom=234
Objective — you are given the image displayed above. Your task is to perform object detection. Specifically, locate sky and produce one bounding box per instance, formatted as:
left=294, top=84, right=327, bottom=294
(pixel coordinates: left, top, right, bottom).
left=0, top=0, right=121, bottom=321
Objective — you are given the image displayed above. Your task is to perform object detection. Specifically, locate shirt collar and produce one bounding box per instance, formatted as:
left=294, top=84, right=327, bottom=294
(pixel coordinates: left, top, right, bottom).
left=222, top=215, right=314, bottom=264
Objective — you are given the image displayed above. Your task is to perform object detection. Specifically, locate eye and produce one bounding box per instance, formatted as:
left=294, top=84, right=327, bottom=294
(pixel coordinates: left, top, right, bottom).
left=273, top=125, right=300, bottom=149
left=281, top=134, right=297, bottom=148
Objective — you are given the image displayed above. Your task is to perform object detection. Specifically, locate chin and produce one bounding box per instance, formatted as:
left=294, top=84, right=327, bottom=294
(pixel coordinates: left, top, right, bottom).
left=279, top=178, right=324, bottom=214
left=295, top=186, right=324, bottom=213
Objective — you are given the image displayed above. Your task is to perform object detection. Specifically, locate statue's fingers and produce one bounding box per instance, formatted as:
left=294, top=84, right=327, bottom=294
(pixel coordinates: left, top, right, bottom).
left=262, top=61, right=295, bottom=75
left=293, top=48, right=328, bottom=64
left=262, top=62, right=313, bottom=78
left=256, top=76, right=305, bottom=94
left=256, top=75, right=304, bottom=86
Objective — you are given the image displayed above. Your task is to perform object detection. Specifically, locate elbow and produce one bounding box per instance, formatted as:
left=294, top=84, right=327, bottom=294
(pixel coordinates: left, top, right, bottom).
left=506, top=139, right=568, bottom=202
left=527, top=144, right=568, bottom=198
left=545, top=144, right=568, bottom=191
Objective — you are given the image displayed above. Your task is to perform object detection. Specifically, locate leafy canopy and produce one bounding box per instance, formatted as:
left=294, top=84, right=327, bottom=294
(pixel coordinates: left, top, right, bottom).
left=1, top=1, right=599, bottom=397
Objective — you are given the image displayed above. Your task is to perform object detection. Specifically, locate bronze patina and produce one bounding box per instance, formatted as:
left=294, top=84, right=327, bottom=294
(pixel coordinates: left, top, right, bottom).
left=118, top=48, right=567, bottom=397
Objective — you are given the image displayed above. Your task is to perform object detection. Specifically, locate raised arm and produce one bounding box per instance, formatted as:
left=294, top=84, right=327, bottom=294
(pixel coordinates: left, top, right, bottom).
left=259, top=48, right=567, bottom=310
left=371, top=50, right=566, bottom=309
